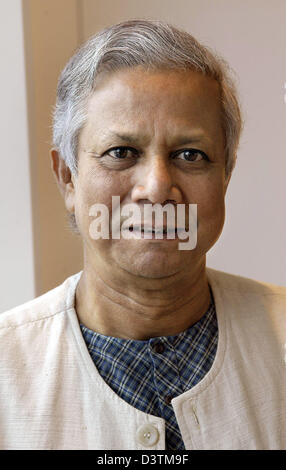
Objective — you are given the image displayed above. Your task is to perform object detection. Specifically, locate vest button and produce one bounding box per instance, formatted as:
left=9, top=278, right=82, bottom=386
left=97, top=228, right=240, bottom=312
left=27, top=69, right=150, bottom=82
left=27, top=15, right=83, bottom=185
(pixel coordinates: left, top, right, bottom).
left=153, top=342, right=165, bottom=354
left=136, top=424, right=159, bottom=447
left=164, top=394, right=174, bottom=405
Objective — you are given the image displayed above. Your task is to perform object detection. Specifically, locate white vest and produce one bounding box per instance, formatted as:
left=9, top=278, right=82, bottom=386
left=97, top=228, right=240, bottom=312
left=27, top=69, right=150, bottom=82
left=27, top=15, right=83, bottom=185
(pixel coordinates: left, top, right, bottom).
left=0, top=268, right=285, bottom=450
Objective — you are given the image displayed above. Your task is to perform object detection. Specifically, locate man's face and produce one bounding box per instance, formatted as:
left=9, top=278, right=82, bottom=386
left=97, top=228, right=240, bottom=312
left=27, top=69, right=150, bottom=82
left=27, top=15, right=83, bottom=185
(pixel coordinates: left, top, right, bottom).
left=71, top=67, right=229, bottom=279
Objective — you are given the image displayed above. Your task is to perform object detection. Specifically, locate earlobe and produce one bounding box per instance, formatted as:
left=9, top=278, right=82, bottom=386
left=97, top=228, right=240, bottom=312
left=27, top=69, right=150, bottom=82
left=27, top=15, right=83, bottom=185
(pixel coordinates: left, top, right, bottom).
left=50, top=149, right=75, bottom=214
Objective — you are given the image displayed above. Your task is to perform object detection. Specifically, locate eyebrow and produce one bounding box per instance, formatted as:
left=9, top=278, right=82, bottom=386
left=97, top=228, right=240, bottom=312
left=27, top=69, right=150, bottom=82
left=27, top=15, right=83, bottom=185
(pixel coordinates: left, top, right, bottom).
left=102, top=131, right=208, bottom=147
left=109, top=132, right=141, bottom=146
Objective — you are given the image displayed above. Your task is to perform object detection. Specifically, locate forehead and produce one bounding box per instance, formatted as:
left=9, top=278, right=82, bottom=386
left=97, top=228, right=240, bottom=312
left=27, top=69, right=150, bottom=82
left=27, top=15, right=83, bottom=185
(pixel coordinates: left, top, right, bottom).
left=82, top=67, right=223, bottom=145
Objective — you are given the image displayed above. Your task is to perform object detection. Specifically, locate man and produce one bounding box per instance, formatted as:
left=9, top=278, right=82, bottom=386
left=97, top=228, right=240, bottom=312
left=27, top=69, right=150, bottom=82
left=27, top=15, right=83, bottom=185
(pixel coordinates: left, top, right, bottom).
left=0, top=19, right=285, bottom=450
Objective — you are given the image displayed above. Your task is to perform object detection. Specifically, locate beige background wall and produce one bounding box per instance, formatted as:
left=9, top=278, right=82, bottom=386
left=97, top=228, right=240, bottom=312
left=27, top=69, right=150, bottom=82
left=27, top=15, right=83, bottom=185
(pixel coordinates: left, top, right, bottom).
left=1, top=0, right=285, bottom=310
left=22, top=0, right=83, bottom=299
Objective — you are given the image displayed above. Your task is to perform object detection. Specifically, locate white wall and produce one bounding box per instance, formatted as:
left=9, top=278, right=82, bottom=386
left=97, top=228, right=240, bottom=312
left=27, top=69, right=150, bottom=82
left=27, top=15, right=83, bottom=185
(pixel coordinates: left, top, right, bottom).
left=0, top=0, right=35, bottom=311
left=81, top=0, right=286, bottom=286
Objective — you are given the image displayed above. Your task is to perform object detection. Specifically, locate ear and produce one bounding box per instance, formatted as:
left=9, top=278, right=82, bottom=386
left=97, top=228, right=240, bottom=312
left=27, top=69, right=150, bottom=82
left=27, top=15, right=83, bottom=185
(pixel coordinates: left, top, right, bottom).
left=50, top=149, right=75, bottom=214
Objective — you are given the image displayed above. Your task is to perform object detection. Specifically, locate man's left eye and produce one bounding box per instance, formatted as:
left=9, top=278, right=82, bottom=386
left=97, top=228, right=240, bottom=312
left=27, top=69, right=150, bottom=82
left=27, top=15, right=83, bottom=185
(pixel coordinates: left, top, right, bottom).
left=173, top=149, right=208, bottom=162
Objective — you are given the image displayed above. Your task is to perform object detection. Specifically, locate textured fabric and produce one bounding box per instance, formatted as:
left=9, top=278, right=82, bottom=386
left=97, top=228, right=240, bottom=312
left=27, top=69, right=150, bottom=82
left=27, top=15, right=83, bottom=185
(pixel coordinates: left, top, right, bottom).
left=0, top=269, right=285, bottom=450
left=80, top=295, right=217, bottom=450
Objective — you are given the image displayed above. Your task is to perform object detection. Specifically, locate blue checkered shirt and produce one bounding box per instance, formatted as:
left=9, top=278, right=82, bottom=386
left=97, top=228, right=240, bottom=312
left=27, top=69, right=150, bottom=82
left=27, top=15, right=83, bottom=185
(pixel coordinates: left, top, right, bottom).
left=80, top=292, right=217, bottom=450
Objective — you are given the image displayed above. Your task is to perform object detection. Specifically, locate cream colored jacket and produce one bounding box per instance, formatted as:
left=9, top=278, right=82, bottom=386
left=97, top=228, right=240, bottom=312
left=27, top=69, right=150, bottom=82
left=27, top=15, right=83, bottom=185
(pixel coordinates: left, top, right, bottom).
left=0, top=269, right=285, bottom=450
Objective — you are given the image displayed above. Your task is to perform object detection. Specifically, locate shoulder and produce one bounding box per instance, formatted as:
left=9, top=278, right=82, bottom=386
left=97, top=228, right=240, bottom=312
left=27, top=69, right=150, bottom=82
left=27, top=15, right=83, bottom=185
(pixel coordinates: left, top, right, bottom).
left=207, top=267, right=286, bottom=330
left=207, top=267, right=286, bottom=298
left=0, top=271, right=82, bottom=332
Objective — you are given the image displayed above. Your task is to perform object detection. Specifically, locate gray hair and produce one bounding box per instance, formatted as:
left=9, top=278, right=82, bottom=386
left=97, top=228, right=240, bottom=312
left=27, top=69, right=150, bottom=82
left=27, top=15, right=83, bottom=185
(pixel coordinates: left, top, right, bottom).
left=53, top=19, right=242, bottom=178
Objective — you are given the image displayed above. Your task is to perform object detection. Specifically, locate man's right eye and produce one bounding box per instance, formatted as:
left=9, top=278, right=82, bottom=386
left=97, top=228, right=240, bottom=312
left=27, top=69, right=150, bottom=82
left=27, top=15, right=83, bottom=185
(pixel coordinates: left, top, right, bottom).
left=104, top=147, right=138, bottom=159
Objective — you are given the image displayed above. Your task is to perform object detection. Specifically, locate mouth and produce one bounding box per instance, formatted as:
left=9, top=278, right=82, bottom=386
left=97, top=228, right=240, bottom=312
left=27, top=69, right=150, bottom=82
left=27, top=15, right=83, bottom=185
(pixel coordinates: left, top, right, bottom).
left=124, top=225, right=185, bottom=239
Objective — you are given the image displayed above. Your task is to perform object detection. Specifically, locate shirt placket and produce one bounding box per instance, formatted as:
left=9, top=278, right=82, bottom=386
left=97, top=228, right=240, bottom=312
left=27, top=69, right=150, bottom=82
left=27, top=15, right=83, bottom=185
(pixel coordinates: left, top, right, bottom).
left=148, top=337, right=185, bottom=450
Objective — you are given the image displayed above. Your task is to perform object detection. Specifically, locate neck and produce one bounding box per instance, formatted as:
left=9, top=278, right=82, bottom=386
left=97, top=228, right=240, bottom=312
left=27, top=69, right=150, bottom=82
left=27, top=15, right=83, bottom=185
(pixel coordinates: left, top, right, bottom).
left=75, top=257, right=211, bottom=341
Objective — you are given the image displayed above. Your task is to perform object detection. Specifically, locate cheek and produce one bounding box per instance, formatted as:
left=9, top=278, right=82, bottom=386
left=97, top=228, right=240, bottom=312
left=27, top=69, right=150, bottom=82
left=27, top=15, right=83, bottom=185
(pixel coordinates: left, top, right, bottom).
left=191, top=178, right=226, bottom=241
left=73, top=168, right=131, bottom=234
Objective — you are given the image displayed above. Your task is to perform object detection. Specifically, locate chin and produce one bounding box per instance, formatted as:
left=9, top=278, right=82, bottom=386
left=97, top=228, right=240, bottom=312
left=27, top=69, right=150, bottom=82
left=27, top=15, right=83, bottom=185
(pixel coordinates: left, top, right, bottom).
left=116, top=250, right=187, bottom=279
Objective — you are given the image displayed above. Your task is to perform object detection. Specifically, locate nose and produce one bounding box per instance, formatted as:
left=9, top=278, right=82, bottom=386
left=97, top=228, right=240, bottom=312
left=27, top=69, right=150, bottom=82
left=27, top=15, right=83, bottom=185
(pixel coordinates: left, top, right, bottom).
left=131, top=156, right=182, bottom=204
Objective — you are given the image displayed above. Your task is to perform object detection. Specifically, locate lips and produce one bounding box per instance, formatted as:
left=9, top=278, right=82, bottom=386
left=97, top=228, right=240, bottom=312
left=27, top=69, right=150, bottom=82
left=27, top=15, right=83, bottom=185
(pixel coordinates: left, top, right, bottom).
left=127, top=225, right=185, bottom=235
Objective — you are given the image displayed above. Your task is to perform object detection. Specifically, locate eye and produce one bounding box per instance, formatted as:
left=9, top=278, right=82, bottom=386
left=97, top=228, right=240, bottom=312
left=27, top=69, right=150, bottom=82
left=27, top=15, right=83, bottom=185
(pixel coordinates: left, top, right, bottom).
left=104, top=146, right=138, bottom=159
left=173, top=148, right=209, bottom=162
